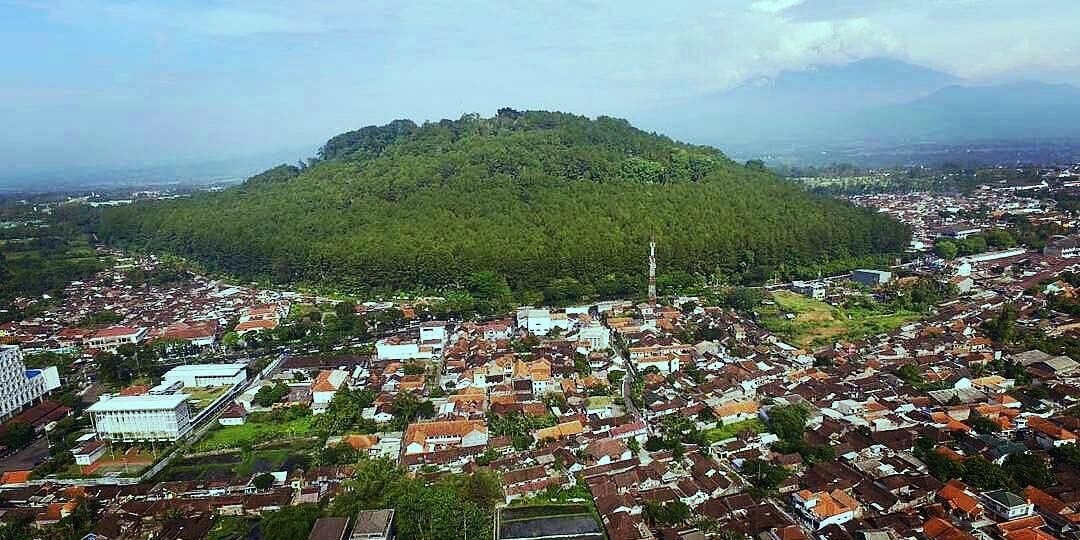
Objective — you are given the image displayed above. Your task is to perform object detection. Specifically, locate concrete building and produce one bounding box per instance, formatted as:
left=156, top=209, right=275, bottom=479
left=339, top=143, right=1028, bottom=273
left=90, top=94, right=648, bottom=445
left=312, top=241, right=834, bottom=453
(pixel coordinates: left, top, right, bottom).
left=0, top=346, right=61, bottom=422
left=86, top=394, right=192, bottom=442
left=86, top=326, right=148, bottom=352
left=791, top=280, right=827, bottom=300
left=576, top=322, right=611, bottom=352
left=850, top=269, right=893, bottom=287
left=419, top=321, right=447, bottom=345
left=1043, top=236, right=1080, bottom=258
left=161, top=363, right=247, bottom=388
left=375, top=337, right=433, bottom=361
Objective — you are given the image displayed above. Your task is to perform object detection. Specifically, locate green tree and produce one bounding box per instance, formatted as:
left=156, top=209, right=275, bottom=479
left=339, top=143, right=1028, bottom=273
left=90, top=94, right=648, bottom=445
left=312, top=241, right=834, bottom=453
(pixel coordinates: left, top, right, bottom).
left=261, top=504, right=321, bottom=540
left=767, top=404, right=808, bottom=442
left=1, top=422, right=34, bottom=450
left=252, top=473, right=275, bottom=490
left=1003, top=453, right=1053, bottom=489
left=934, top=240, right=959, bottom=260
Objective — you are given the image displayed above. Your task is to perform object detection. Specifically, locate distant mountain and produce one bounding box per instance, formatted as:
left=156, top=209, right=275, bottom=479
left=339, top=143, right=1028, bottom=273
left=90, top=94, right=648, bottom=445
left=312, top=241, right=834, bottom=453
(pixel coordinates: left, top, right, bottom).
left=92, top=110, right=908, bottom=294
left=635, top=58, right=1080, bottom=160
left=858, top=81, right=1080, bottom=141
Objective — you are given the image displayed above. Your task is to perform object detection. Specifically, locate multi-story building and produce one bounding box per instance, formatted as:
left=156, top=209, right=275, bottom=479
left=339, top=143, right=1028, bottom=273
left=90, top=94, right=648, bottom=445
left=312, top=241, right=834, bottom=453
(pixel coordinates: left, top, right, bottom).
left=86, top=326, right=147, bottom=352
left=0, top=346, right=61, bottom=422
left=86, top=394, right=192, bottom=442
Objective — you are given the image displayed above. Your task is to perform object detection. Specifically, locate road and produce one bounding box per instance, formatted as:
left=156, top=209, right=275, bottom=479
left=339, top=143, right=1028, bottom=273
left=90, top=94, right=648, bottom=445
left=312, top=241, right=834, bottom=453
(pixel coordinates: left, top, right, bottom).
left=0, top=436, right=50, bottom=472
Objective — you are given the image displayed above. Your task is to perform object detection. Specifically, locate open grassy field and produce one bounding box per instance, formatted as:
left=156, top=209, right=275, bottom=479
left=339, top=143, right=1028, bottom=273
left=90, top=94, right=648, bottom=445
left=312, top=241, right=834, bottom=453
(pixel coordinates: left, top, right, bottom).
left=702, top=418, right=766, bottom=444
left=193, top=413, right=316, bottom=451
left=757, top=290, right=920, bottom=348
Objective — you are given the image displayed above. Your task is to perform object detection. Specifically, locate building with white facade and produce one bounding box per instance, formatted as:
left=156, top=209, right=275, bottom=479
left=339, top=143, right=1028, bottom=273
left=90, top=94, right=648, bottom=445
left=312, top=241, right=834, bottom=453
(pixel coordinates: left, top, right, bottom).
left=86, top=326, right=148, bottom=352
left=575, top=322, right=611, bottom=352
left=86, top=394, right=192, bottom=442
left=161, top=363, right=247, bottom=388
left=516, top=307, right=571, bottom=336
left=0, top=346, right=61, bottom=422
left=419, top=321, right=448, bottom=345
left=375, top=337, right=433, bottom=361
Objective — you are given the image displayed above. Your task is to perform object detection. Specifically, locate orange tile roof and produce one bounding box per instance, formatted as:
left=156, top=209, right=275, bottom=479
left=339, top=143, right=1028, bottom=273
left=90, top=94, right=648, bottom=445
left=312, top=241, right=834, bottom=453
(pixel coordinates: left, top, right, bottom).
left=939, top=479, right=981, bottom=515
left=535, top=420, right=583, bottom=441
left=924, top=518, right=976, bottom=540
left=0, top=470, right=31, bottom=484
left=341, top=434, right=379, bottom=450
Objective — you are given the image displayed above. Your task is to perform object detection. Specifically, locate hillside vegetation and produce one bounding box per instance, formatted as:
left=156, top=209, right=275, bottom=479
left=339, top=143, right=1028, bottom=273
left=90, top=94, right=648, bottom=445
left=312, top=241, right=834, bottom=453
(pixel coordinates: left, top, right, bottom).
left=95, top=110, right=909, bottom=299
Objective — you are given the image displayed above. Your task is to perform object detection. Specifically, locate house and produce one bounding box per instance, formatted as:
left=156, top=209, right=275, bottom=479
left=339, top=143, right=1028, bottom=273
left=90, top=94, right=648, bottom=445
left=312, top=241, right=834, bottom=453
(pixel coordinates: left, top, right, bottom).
left=153, top=320, right=218, bottom=348
left=534, top=420, right=584, bottom=442
left=791, top=489, right=859, bottom=530
left=1027, top=417, right=1077, bottom=449
left=981, top=490, right=1034, bottom=521
left=938, top=479, right=982, bottom=518
left=350, top=509, right=394, bottom=540
left=311, top=370, right=349, bottom=412
left=73, top=439, right=107, bottom=466
left=219, top=403, right=248, bottom=426
left=307, top=517, right=350, bottom=540
left=713, top=400, right=760, bottom=425
left=403, top=419, right=487, bottom=455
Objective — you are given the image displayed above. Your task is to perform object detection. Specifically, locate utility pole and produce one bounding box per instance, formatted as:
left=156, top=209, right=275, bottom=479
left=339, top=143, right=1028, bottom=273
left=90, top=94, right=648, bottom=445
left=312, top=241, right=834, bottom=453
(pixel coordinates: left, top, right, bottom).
left=648, top=240, right=657, bottom=308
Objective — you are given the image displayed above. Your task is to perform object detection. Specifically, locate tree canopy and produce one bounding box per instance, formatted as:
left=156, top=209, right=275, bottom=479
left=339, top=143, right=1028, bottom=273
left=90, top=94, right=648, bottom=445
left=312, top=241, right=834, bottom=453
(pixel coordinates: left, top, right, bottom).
left=94, top=110, right=909, bottom=295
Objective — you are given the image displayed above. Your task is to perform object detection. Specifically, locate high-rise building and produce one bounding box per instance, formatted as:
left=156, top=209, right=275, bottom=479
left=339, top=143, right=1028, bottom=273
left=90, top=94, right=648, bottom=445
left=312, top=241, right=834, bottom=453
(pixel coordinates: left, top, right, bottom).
left=0, top=345, right=61, bottom=422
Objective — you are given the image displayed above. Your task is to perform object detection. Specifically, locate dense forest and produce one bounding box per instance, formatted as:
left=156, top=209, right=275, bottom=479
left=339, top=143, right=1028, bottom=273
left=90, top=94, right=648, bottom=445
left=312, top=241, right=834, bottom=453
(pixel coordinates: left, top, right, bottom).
left=94, top=110, right=909, bottom=297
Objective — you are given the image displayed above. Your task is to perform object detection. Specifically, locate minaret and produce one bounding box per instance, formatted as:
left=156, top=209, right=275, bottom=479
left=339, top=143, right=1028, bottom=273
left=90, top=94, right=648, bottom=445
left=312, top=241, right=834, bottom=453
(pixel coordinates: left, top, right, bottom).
left=648, top=240, right=657, bottom=308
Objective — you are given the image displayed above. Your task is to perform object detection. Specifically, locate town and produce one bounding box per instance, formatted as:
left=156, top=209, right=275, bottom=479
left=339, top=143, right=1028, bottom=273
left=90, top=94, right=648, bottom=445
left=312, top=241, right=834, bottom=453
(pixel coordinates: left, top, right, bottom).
left=2, top=165, right=1080, bottom=540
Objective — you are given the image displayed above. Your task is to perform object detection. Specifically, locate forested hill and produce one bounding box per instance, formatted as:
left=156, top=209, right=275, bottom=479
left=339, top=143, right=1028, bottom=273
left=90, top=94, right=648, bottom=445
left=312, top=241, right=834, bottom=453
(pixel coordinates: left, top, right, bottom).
left=95, top=109, right=909, bottom=298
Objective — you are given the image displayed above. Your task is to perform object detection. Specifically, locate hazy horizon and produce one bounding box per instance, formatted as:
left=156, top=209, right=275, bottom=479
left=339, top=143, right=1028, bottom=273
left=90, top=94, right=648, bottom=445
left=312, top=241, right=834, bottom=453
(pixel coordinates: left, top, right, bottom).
left=4, top=0, right=1080, bottom=186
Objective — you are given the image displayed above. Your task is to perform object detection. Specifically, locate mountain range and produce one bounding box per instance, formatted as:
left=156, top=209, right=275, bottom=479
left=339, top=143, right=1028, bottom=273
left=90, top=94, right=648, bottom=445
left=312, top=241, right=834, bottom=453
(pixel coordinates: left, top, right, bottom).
left=633, top=58, right=1080, bottom=163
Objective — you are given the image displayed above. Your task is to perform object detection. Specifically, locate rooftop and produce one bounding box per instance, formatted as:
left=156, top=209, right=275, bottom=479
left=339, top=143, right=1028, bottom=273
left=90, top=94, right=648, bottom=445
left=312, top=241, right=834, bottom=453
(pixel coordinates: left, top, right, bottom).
left=86, top=393, right=189, bottom=413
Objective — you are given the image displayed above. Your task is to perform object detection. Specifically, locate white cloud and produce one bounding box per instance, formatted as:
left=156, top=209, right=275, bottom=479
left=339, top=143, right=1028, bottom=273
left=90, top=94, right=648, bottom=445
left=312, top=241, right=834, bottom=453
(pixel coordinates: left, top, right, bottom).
left=750, top=0, right=806, bottom=13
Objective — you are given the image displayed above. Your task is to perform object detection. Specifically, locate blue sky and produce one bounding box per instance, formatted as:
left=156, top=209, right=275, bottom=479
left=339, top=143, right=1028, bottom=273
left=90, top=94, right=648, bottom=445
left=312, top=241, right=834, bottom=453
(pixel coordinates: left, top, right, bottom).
left=3, top=0, right=1079, bottom=178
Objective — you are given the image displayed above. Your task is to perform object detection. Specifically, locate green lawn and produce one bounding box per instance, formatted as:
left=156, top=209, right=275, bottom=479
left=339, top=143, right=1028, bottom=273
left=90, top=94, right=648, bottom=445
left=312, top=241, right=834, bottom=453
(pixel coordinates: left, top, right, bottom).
left=193, top=414, right=315, bottom=451
left=185, top=386, right=230, bottom=412
left=757, top=290, right=920, bottom=348
left=703, top=418, right=766, bottom=443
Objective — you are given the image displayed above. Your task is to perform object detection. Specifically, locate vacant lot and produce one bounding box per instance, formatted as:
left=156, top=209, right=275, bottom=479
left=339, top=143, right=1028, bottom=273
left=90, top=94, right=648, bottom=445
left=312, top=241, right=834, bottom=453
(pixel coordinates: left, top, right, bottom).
left=703, top=418, right=766, bottom=444
left=757, top=290, right=920, bottom=348
left=193, top=413, right=315, bottom=452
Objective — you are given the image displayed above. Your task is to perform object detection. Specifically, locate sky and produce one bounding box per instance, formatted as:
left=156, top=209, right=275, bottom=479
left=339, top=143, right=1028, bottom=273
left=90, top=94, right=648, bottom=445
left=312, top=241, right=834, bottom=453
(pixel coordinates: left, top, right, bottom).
left=2, top=0, right=1080, bottom=180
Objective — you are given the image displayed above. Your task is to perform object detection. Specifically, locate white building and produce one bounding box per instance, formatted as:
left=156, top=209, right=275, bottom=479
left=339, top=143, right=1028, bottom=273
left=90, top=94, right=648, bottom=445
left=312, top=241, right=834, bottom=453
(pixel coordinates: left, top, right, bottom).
left=0, top=346, right=61, bottom=422
left=86, top=326, right=148, bottom=352
left=162, top=363, right=247, bottom=388
left=516, top=308, right=571, bottom=336
left=419, top=321, right=448, bottom=345
left=86, top=394, right=193, bottom=442
left=576, top=322, right=610, bottom=352
left=791, top=280, right=827, bottom=300
left=375, top=338, right=433, bottom=361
